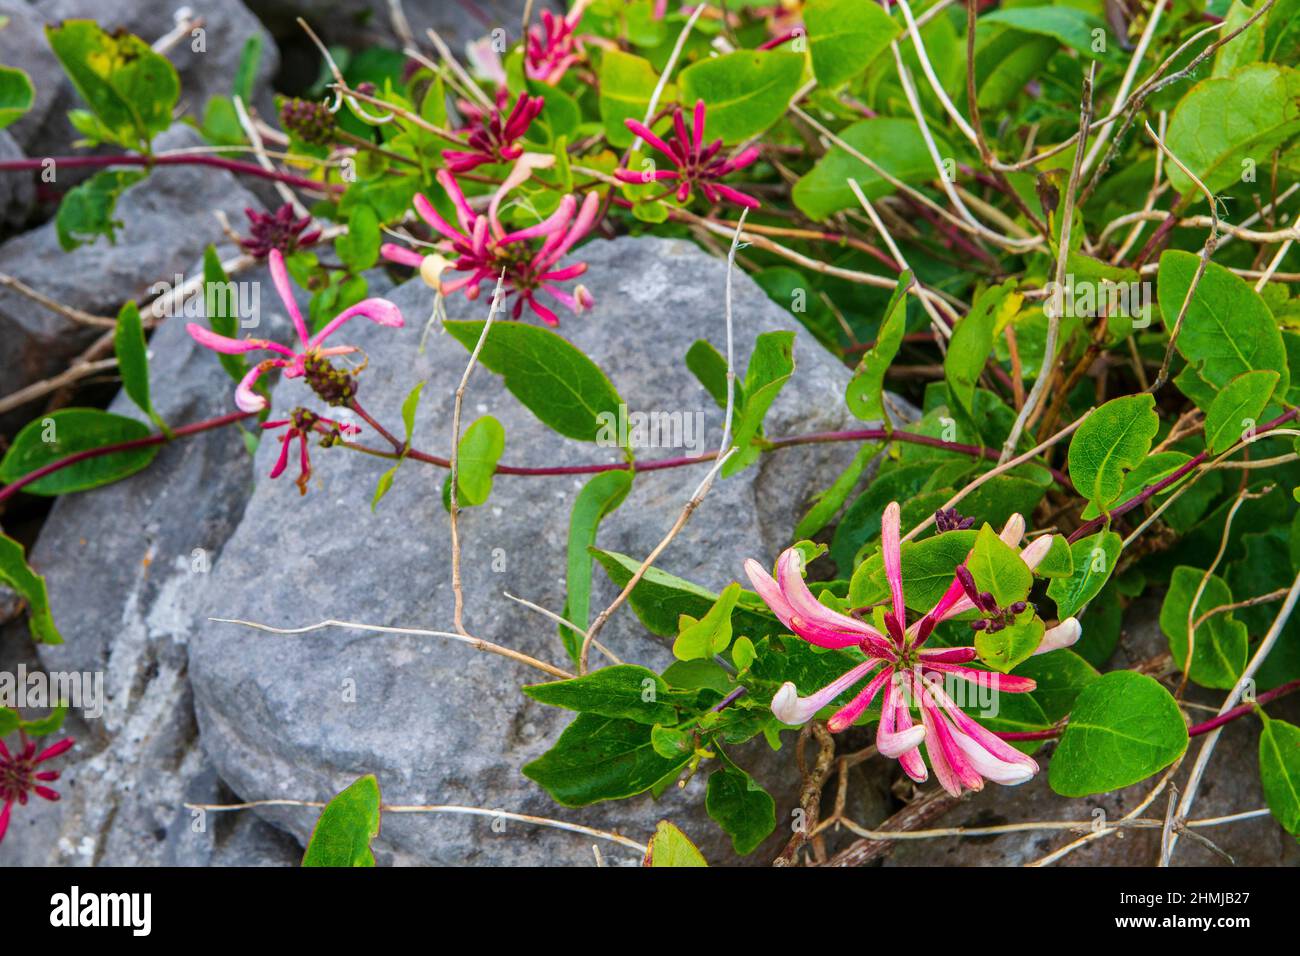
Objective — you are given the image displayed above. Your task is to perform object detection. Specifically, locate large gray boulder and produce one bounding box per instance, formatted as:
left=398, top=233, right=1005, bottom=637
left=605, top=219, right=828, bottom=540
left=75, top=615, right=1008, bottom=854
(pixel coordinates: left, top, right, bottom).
left=187, top=235, right=872, bottom=865
left=0, top=126, right=263, bottom=435
left=0, top=1, right=64, bottom=156
left=0, top=129, right=35, bottom=233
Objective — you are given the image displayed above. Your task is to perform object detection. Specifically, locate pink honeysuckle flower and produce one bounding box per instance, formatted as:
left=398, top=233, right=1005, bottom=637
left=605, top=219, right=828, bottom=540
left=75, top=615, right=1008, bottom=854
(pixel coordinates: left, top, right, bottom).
left=526, top=0, right=591, bottom=85
left=746, top=503, right=1082, bottom=796
left=186, top=249, right=404, bottom=413
left=260, top=408, right=360, bottom=495
left=0, top=733, right=74, bottom=845
left=443, top=90, right=546, bottom=173
left=380, top=167, right=599, bottom=326
left=616, top=100, right=763, bottom=209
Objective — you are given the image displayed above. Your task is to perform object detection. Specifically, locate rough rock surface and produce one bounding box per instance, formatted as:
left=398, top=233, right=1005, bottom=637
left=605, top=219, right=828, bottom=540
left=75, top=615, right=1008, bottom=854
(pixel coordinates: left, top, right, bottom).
left=187, top=235, right=873, bottom=865
left=26, top=0, right=279, bottom=160
left=0, top=129, right=35, bottom=233
left=0, top=245, right=316, bottom=865
left=0, top=126, right=263, bottom=435
left=0, top=1, right=64, bottom=156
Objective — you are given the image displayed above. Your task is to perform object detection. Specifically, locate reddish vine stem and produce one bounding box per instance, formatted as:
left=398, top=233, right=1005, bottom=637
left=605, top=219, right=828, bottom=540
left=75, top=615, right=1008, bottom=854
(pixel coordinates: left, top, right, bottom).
left=998, top=678, right=1300, bottom=743
left=0, top=154, right=342, bottom=195
left=0, top=410, right=255, bottom=505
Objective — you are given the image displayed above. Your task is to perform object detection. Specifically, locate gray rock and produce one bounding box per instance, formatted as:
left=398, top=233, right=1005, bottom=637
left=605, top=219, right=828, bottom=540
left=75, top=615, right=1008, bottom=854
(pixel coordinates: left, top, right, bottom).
left=0, top=1, right=64, bottom=155
left=0, top=125, right=261, bottom=435
left=0, top=247, right=287, bottom=865
left=251, top=0, right=556, bottom=55
left=188, top=235, right=873, bottom=865
left=0, top=130, right=35, bottom=234
left=27, top=0, right=279, bottom=160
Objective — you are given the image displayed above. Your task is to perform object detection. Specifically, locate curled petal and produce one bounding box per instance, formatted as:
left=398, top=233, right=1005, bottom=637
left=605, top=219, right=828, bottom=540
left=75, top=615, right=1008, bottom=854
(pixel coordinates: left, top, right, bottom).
left=436, top=169, right=478, bottom=233
left=921, top=661, right=1037, bottom=693
left=235, top=359, right=289, bottom=413
left=1034, top=617, right=1082, bottom=655
left=917, top=645, right=978, bottom=664
left=414, top=193, right=471, bottom=245
left=881, top=501, right=907, bottom=630
left=876, top=677, right=928, bottom=757
left=709, top=184, right=762, bottom=209
left=827, top=666, right=893, bottom=733
left=268, top=431, right=293, bottom=479
left=380, top=242, right=426, bottom=268
left=774, top=550, right=889, bottom=650
left=310, top=298, right=405, bottom=349
left=769, top=657, right=883, bottom=726
left=187, top=324, right=294, bottom=358
left=498, top=193, right=576, bottom=245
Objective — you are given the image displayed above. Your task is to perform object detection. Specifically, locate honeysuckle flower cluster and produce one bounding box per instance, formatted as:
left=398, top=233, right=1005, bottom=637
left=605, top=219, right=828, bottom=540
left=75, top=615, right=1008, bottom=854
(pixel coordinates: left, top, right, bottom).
left=0, top=733, right=73, bottom=844
left=526, top=0, right=591, bottom=85
left=279, top=96, right=336, bottom=146
left=263, top=408, right=360, bottom=496
left=187, top=249, right=404, bottom=413
left=934, top=506, right=976, bottom=533
left=616, top=101, right=762, bottom=209
left=746, top=503, right=1081, bottom=797
left=380, top=168, right=599, bottom=326
left=443, top=90, right=545, bottom=173
left=239, top=203, right=321, bottom=260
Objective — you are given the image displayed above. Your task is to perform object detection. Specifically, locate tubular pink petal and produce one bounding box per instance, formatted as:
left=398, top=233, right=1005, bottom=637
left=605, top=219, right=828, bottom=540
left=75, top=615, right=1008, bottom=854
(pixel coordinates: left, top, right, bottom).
left=745, top=557, right=798, bottom=629
left=380, top=243, right=426, bottom=268
left=926, top=674, right=1040, bottom=772
left=309, top=298, right=405, bottom=349
left=692, top=100, right=706, bottom=155
left=922, top=661, right=1037, bottom=693
left=877, top=677, right=928, bottom=757
left=539, top=262, right=588, bottom=282
left=881, top=501, right=907, bottom=628
left=1035, top=618, right=1082, bottom=655
left=268, top=432, right=293, bottom=478
left=34, top=739, right=74, bottom=763
left=414, top=193, right=471, bottom=245
left=775, top=549, right=887, bottom=648
left=0, top=800, right=11, bottom=843
left=924, top=697, right=985, bottom=793
left=624, top=119, right=681, bottom=163
left=916, top=696, right=964, bottom=797
left=268, top=249, right=310, bottom=347
left=826, top=666, right=893, bottom=733
left=949, top=729, right=1037, bottom=785
left=526, top=295, right=561, bottom=326
left=917, top=645, right=979, bottom=663
left=436, top=169, right=477, bottom=233
left=770, top=657, right=883, bottom=726
left=498, top=194, right=576, bottom=245
left=187, top=324, right=293, bottom=358
left=1020, top=533, right=1054, bottom=570
left=709, top=184, right=762, bottom=209
left=893, top=677, right=929, bottom=781
left=725, top=146, right=762, bottom=171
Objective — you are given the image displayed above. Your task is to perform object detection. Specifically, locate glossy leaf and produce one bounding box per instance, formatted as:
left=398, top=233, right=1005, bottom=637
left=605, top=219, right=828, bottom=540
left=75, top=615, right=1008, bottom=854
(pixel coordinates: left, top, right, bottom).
left=0, top=533, right=61, bottom=644
left=0, top=408, right=158, bottom=496
left=678, top=51, right=804, bottom=143
left=1067, top=394, right=1159, bottom=507
left=301, top=775, right=381, bottom=867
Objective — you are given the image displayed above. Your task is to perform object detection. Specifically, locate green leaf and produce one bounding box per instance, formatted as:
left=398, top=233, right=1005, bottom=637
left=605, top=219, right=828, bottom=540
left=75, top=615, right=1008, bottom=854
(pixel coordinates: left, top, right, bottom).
left=1214, top=1, right=1264, bottom=77
left=1013, top=649, right=1100, bottom=723
left=794, top=443, right=878, bottom=539
left=968, top=524, right=1033, bottom=606
left=705, top=763, right=776, bottom=856
left=1046, top=531, right=1121, bottom=618
left=677, top=50, right=804, bottom=143
left=1049, top=672, right=1189, bottom=797
left=336, top=204, right=380, bottom=272
left=1264, top=0, right=1300, bottom=64
left=0, top=533, right=61, bottom=644
left=592, top=549, right=784, bottom=642
left=981, top=8, right=1110, bottom=59
left=1078, top=451, right=1193, bottom=521
left=804, top=0, right=900, bottom=88
left=686, top=339, right=742, bottom=415
left=522, top=713, right=691, bottom=807
left=598, top=49, right=660, bottom=148
left=232, top=34, right=263, bottom=103
left=1067, top=394, right=1159, bottom=507
left=793, top=118, right=948, bottom=220
left=1159, top=566, right=1249, bottom=690
left=944, top=282, right=1012, bottom=418
left=523, top=665, right=677, bottom=725
left=455, top=415, right=505, bottom=506
left=674, top=582, right=741, bottom=660
left=18, top=703, right=68, bottom=736
left=1163, top=63, right=1300, bottom=195
left=444, top=320, right=626, bottom=445
left=976, top=613, right=1043, bottom=673
left=301, top=775, right=381, bottom=867
left=974, top=28, right=1055, bottom=111
left=850, top=529, right=978, bottom=611
left=846, top=273, right=909, bottom=421
left=1204, top=369, right=1280, bottom=454
left=0, top=408, right=159, bottom=495
left=724, top=330, right=795, bottom=477
left=560, top=469, right=633, bottom=662
left=0, top=64, right=34, bottom=129
left=646, top=820, right=708, bottom=866
left=1159, top=250, right=1289, bottom=395
left=46, top=20, right=179, bottom=151
left=55, top=168, right=146, bottom=251
left=371, top=382, right=424, bottom=511
left=113, top=301, right=156, bottom=424
left=1259, top=715, right=1300, bottom=837
left=1035, top=534, right=1074, bottom=578
left=202, top=246, right=246, bottom=384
